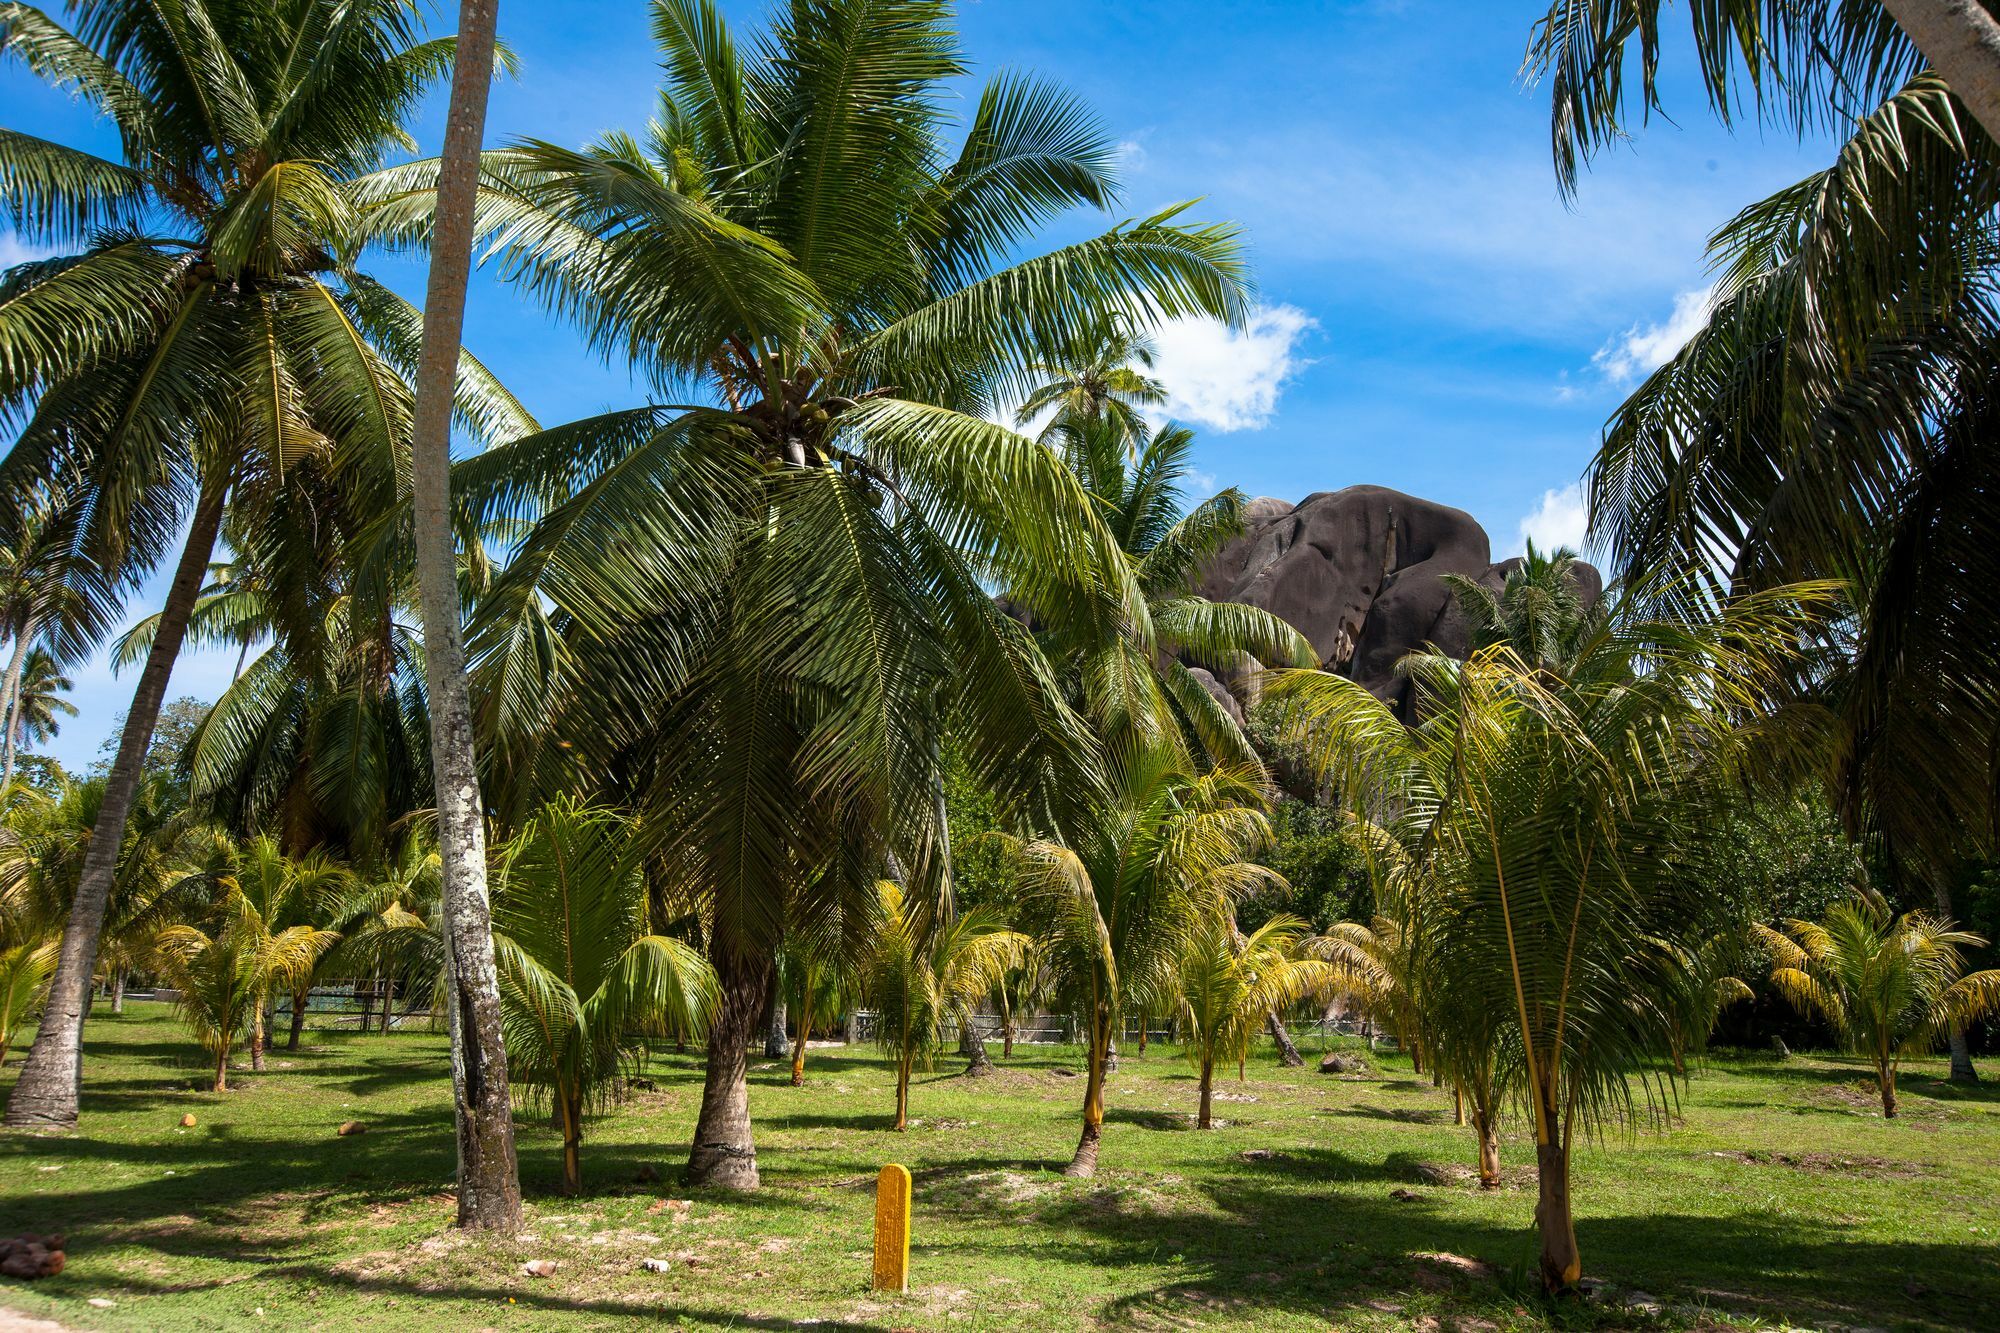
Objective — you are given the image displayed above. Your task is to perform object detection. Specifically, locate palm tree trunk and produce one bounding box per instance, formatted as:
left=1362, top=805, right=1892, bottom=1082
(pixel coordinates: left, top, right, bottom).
left=1473, top=1103, right=1501, bottom=1188
left=894, top=1051, right=913, bottom=1131
left=1880, top=0, right=2000, bottom=149
left=1267, top=1010, right=1303, bottom=1067
left=1197, top=1055, right=1214, bottom=1129
left=1532, top=1077, right=1580, bottom=1293
left=412, top=0, right=521, bottom=1236
left=1065, top=1009, right=1111, bottom=1177
left=1879, top=1059, right=1899, bottom=1118
left=287, top=985, right=308, bottom=1050
left=963, top=1012, right=994, bottom=1077
left=0, top=617, right=33, bottom=791
left=109, top=972, right=124, bottom=1016
left=686, top=947, right=772, bottom=1189
left=214, top=1045, right=229, bottom=1094
left=764, top=994, right=788, bottom=1060
left=558, top=1085, right=583, bottom=1195
left=999, top=987, right=1014, bottom=1059
left=790, top=992, right=812, bottom=1086
left=4, top=471, right=229, bottom=1130
left=250, top=1003, right=266, bottom=1072
left=379, top=979, right=394, bottom=1034
left=1135, top=1011, right=1148, bottom=1056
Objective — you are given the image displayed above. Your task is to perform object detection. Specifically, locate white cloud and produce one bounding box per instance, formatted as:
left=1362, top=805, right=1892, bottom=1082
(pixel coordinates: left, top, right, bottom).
left=1592, top=285, right=1715, bottom=385
left=1516, top=484, right=1588, bottom=557
left=1114, top=138, right=1149, bottom=173
left=1152, top=304, right=1314, bottom=433
left=0, top=232, right=54, bottom=269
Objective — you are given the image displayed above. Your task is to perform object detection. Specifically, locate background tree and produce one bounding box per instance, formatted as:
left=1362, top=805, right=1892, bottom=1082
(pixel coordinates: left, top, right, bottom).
left=1758, top=902, right=2000, bottom=1116
left=1175, top=914, right=1338, bottom=1127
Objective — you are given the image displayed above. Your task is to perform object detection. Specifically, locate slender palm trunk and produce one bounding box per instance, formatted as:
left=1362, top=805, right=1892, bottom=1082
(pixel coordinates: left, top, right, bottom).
left=0, top=617, right=33, bottom=792
left=5, top=473, right=229, bottom=1129
left=1135, top=1012, right=1148, bottom=1056
left=686, top=947, right=772, bottom=1189
left=894, top=1049, right=913, bottom=1131
left=379, top=979, right=394, bottom=1034
left=790, top=993, right=812, bottom=1086
left=764, top=991, right=787, bottom=1060
left=287, top=984, right=308, bottom=1050
left=1197, top=1054, right=1215, bottom=1129
left=1880, top=0, right=2000, bottom=148
left=250, top=1003, right=265, bottom=1072
left=1065, top=1008, right=1111, bottom=1177
left=999, top=987, right=1014, bottom=1058
left=558, top=1084, right=584, bottom=1195
left=109, top=972, right=124, bottom=1016
left=413, top=0, right=521, bottom=1235
left=963, top=1012, right=994, bottom=1076
left=1879, top=1059, right=1899, bottom=1118
left=213, top=1044, right=230, bottom=1093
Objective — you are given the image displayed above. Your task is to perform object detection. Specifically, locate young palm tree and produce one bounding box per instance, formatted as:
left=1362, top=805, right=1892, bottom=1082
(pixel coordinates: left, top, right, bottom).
left=1175, top=914, right=1339, bottom=1128
left=1313, top=914, right=1429, bottom=1073
left=0, top=0, right=533, bottom=1131
left=357, top=0, right=1247, bottom=1190
left=864, top=880, right=1023, bottom=1130
left=1010, top=759, right=1276, bottom=1176
left=6, top=650, right=72, bottom=753
left=1442, top=541, right=1603, bottom=677
left=0, top=936, right=56, bottom=1066
left=0, top=501, right=122, bottom=792
left=1015, top=319, right=1165, bottom=451
left=1757, top=902, right=2000, bottom=1118
left=1269, top=582, right=1837, bottom=1292
left=489, top=799, right=716, bottom=1194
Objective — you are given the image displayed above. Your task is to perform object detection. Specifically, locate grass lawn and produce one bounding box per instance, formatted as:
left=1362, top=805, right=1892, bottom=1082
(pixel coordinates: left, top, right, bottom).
left=1, top=1004, right=1997, bottom=1330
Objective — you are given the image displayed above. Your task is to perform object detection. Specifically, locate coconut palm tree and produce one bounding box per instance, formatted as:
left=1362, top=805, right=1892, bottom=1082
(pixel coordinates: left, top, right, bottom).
left=1757, top=901, right=2000, bottom=1117
left=1015, top=319, right=1165, bottom=452
left=0, top=935, right=55, bottom=1066
left=1269, top=581, right=1837, bottom=1293
left=864, top=880, right=1023, bottom=1129
left=1442, top=540, right=1604, bottom=677
left=0, top=500, right=122, bottom=791
left=1529, top=12, right=2000, bottom=1080
left=0, top=0, right=534, bottom=1131
left=1175, top=914, right=1340, bottom=1128
left=1010, top=759, right=1277, bottom=1176
left=355, top=0, right=1247, bottom=1190
left=1313, top=914, right=1430, bottom=1073
left=6, top=650, right=72, bottom=753
left=487, top=799, right=716, bottom=1195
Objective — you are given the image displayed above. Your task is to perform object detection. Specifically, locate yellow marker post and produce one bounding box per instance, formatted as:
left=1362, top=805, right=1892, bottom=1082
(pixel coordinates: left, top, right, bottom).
left=872, top=1163, right=912, bottom=1293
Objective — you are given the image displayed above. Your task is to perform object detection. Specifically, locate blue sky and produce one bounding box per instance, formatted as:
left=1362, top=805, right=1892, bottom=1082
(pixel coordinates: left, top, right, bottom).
left=2, top=0, right=1840, bottom=771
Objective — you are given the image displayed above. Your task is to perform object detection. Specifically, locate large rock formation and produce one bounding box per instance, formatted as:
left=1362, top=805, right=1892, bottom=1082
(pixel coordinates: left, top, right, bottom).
left=1199, top=486, right=1600, bottom=719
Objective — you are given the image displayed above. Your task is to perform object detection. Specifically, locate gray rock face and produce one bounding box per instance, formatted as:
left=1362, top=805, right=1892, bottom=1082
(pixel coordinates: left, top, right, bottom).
left=1199, top=485, right=1597, bottom=718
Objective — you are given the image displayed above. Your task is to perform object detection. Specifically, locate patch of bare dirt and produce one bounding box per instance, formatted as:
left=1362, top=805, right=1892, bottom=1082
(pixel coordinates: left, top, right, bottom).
left=1714, top=1149, right=1928, bottom=1178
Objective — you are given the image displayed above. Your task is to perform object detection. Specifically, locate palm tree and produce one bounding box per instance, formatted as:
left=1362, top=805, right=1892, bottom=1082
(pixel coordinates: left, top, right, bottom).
left=864, top=880, right=1023, bottom=1130
left=7, top=650, right=73, bottom=752
left=0, top=0, right=533, bottom=1131
left=1312, top=914, right=1430, bottom=1073
left=0, top=936, right=55, bottom=1066
left=487, top=799, right=716, bottom=1195
left=1269, top=582, right=1837, bottom=1292
left=1015, top=319, right=1165, bottom=451
left=1524, top=1, right=2000, bottom=188
left=1175, top=914, right=1338, bottom=1128
left=1529, top=12, right=2000, bottom=1082
left=1010, top=759, right=1276, bottom=1176
left=1441, top=541, right=1604, bottom=677
left=357, top=0, right=1247, bottom=1191
left=1757, top=901, right=2000, bottom=1118
left=779, top=930, right=859, bottom=1087
left=0, top=501, right=121, bottom=791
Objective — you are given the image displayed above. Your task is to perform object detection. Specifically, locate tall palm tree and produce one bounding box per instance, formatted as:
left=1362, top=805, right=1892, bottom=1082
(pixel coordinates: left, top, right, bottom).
left=1527, top=8, right=2000, bottom=1081
left=0, top=499, right=121, bottom=791
left=487, top=799, right=716, bottom=1195
left=6, top=650, right=73, bottom=752
left=1269, top=582, right=1837, bottom=1293
left=1441, top=540, right=1604, bottom=677
left=0, top=0, right=533, bottom=1130
left=864, top=879, right=1023, bottom=1129
left=358, top=0, right=1248, bottom=1190
left=1175, top=914, right=1339, bottom=1128
left=1758, top=901, right=2000, bottom=1117
left=1010, top=759, right=1276, bottom=1176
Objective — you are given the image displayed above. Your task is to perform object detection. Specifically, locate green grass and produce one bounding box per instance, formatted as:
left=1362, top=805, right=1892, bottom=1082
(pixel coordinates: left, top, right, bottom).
left=1, top=1004, right=1997, bottom=1330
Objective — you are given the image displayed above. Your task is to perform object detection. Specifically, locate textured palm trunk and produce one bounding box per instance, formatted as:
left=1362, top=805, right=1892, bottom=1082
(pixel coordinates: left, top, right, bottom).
left=109, top=972, right=124, bottom=1016
left=1532, top=1071, right=1579, bottom=1293
left=213, top=1045, right=230, bottom=1094
left=1879, top=1059, right=1899, bottom=1118
left=764, top=993, right=787, bottom=1060
left=412, top=0, right=522, bottom=1236
left=962, top=1013, right=994, bottom=1076
left=1473, top=1103, right=1501, bottom=1188
left=287, top=984, right=309, bottom=1050
left=1065, top=1009, right=1111, bottom=1177
left=999, top=989, right=1014, bottom=1058
left=893, top=1051, right=913, bottom=1130
left=686, top=948, right=772, bottom=1189
left=379, top=980, right=394, bottom=1034
left=1267, top=1011, right=1303, bottom=1067
left=0, top=616, right=33, bottom=791
left=5, top=472, right=229, bottom=1130
left=1881, top=0, right=2000, bottom=149
left=1197, top=1055, right=1215, bottom=1129
left=790, top=993, right=812, bottom=1086
left=557, top=1085, right=584, bottom=1195
left=250, top=1005, right=266, bottom=1072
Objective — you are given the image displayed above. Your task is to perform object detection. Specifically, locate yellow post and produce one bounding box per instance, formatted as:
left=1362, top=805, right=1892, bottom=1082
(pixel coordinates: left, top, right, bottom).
left=872, top=1162, right=912, bottom=1293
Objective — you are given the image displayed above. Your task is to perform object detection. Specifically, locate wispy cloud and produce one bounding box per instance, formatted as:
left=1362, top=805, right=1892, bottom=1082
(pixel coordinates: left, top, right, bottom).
left=1592, top=285, right=1715, bottom=385
left=1516, top=483, right=1588, bottom=556
left=1153, top=304, right=1315, bottom=433
left=0, top=231, right=54, bottom=269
